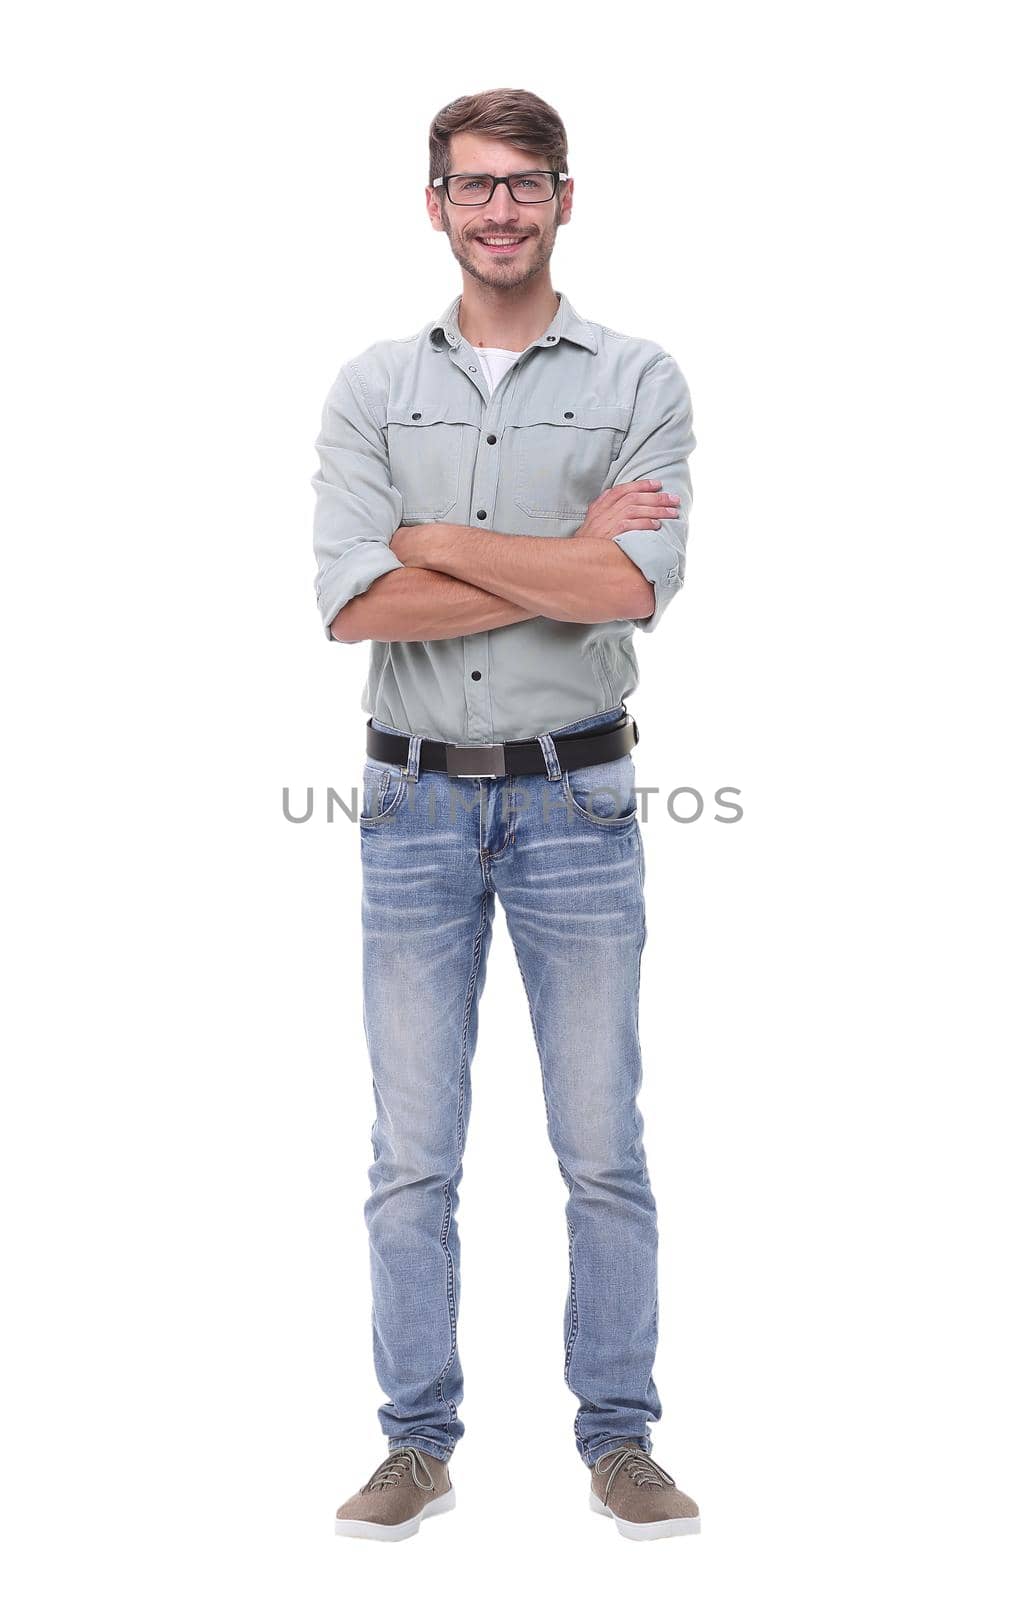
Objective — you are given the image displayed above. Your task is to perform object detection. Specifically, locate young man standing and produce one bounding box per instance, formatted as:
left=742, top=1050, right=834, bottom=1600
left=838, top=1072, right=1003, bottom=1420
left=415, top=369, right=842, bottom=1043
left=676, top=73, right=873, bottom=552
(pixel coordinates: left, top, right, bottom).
left=312, top=88, right=699, bottom=1542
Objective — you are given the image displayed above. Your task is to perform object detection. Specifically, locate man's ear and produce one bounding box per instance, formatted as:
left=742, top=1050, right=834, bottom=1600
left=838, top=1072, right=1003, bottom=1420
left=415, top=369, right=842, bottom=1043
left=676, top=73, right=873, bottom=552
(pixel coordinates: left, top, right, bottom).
left=426, top=186, right=449, bottom=232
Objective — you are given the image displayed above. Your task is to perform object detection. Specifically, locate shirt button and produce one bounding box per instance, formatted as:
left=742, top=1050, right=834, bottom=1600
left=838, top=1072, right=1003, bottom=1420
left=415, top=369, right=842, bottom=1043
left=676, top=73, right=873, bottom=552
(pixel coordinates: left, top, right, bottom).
left=476, top=509, right=487, bottom=519
left=471, top=670, right=482, bottom=680
left=469, top=365, right=477, bottom=372
left=564, top=410, right=574, bottom=419
left=411, top=411, right=421, bottom=420
left=486, top=433, right=496, bottom=444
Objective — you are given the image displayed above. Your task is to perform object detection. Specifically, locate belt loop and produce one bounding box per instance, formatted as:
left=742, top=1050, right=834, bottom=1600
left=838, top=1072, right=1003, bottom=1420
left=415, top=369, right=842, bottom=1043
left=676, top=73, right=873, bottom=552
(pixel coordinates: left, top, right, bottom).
left=403, top=734, right=422, bottom=782
left=536, top=731, right=561, bottom=781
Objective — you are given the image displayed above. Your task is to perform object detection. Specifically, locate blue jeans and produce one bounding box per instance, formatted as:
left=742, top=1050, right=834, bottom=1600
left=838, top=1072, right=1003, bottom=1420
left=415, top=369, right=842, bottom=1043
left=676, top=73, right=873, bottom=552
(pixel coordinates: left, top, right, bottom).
left=358, top=703, right=661, bottom=1469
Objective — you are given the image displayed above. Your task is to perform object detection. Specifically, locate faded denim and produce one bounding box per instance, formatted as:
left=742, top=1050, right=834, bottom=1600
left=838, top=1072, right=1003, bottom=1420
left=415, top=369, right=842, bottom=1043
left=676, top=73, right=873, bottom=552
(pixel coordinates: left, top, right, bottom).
left=359, top=702, right=662, bottom=1469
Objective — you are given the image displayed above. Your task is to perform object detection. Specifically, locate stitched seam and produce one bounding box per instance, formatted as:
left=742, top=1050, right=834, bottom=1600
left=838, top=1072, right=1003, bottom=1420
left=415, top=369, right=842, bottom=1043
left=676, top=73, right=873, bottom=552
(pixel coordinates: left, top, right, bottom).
left=507, top=937, right=580, bottom=1382
left=513, top=420, right=626, bottom=518
left=347, top=358, right=384, bottom=430
left=485, top=797, right=513, bottom=860
left=640, top=349, right=672, bottom=381
left=388, top=418, right=466, bottom=519
left=433, top=891, right=489, bottom=1435
left=359, top=766, right=389, bottom=825
left=564, top=1213, right=579, bottom=1381
left=591, top=639, right=615, bottom=706
left=359, top=769, right=409, bottom=826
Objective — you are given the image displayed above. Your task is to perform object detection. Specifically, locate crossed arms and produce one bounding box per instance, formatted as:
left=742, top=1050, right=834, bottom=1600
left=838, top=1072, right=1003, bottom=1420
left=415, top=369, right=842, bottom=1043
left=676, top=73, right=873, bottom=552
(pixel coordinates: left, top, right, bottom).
left=312, top=350, right=695, bottom=644
left=329, top=515, right=662, bottom=643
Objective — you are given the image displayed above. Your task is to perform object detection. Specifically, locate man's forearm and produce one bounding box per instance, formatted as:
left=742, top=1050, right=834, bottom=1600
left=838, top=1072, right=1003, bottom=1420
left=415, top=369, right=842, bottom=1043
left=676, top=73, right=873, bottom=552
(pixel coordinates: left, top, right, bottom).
left=398, top=523, right=652, bottom=624
left=330, top=564, right=541, bottom=643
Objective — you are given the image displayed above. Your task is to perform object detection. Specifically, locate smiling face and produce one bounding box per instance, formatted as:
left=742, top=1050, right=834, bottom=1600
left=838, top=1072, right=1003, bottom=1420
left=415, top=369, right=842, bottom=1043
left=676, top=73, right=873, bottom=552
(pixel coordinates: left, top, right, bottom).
left=428, top=132, right=573, bottom=291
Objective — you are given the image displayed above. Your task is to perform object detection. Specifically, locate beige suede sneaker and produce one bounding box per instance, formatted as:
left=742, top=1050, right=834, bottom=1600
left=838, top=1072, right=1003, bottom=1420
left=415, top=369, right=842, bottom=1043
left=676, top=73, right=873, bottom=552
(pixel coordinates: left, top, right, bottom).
left=334, top=1445, right=455, bottom=1541
left=590, top=1441, right=701, bottom=1540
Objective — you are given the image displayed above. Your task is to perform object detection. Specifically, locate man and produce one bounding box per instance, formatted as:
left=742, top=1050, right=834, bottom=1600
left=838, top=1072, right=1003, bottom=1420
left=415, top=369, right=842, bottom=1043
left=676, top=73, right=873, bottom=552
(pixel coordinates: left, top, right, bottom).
left=312, top=88, right=699, bottom=1543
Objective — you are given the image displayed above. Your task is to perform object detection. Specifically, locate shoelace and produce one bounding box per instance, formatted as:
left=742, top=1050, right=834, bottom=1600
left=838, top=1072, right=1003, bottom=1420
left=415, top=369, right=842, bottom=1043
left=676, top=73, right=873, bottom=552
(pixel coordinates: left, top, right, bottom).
left=360, top=1446, right=437, bottom=1495
left=594, top=1445, right=676, bottom=1505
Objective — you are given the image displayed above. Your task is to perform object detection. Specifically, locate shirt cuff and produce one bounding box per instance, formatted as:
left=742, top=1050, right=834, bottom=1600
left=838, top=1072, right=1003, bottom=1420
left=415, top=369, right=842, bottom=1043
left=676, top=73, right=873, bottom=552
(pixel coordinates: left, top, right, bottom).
left=612, top=528, right=685, bottom=632
left=316, top=542, right=404, bottom=641
left=316, top=537, right=402, bottom=636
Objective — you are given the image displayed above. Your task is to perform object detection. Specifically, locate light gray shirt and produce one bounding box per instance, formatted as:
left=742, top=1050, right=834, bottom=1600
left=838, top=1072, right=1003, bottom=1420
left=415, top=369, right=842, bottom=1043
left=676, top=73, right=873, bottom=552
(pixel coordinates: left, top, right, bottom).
left=311, top=290, right=696, bottom=742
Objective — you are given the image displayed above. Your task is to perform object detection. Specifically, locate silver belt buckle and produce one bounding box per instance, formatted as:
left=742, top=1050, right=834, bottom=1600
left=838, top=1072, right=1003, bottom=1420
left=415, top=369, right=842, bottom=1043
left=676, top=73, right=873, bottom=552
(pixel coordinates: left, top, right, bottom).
left=446, top=742, right=507, bottom=778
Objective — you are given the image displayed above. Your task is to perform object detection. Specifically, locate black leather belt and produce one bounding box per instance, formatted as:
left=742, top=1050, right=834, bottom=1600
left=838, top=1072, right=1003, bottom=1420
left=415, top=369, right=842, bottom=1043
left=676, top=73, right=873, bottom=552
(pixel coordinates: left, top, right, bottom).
left=366, top=712, right=639, bottom=778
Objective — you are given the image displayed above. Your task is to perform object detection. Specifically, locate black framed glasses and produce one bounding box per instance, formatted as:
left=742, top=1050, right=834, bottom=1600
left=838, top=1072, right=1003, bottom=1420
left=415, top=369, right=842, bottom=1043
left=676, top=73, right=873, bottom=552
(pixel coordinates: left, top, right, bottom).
left=432, top=171, right=569, bottom=205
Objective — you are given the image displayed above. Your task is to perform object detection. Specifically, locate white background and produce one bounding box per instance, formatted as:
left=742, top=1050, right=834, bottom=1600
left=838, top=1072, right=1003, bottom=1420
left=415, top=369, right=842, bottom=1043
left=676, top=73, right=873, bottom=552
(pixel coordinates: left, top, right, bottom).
left=3, top=2, right=1014, bottom=1593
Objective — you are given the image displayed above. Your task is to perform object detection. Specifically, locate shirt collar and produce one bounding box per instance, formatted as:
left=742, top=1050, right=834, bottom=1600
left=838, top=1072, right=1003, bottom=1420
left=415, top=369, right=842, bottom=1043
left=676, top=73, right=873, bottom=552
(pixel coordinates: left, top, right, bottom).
left=428, top=290, right=599, bottom=355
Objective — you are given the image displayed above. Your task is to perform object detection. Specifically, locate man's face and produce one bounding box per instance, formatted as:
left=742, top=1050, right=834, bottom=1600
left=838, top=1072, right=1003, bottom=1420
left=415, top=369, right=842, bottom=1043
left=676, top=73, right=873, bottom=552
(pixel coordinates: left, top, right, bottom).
left=428, top=133, right=572, bottom=291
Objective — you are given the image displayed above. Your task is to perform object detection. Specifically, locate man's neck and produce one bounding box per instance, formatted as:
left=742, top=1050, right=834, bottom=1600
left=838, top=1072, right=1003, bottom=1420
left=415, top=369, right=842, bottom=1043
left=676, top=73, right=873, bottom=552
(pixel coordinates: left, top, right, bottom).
left=457, top=278, right=559, bottom=354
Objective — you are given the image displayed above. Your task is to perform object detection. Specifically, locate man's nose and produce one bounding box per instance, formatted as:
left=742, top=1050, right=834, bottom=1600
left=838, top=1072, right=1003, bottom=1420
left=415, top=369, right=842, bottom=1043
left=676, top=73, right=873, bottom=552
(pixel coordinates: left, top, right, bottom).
left=482, top=190, right=521, bottom=222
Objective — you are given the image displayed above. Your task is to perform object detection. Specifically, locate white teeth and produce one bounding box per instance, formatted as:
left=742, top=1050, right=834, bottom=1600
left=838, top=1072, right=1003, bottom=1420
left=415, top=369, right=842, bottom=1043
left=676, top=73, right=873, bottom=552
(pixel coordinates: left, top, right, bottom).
left=478, top=237, right=522, bottom=244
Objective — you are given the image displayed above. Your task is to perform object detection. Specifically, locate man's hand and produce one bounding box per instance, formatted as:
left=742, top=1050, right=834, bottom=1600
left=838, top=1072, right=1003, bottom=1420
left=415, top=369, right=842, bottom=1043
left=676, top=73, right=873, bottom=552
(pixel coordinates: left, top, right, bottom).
left=574, top=479, right=682, bottom=540
left=391, top=524, right=433, bottom=566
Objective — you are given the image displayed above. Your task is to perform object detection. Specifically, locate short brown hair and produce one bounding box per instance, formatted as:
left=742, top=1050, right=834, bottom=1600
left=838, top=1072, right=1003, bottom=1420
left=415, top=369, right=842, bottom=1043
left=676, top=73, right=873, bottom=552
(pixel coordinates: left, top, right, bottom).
left=428, top=88, right=569, bottom=187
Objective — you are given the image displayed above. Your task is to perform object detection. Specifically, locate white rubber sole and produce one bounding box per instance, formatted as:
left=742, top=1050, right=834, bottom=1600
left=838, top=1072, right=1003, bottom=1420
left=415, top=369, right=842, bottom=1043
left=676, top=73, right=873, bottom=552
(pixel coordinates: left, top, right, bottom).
left=335, top=1486, right=456, bottom=1541
left=589, top=1490, right=701, bottom=1540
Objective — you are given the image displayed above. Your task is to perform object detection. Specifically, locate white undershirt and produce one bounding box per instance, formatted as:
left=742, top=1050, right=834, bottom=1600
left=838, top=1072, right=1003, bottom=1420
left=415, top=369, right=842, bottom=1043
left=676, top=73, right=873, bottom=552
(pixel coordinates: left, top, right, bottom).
left=475, top=345, right=520, bottom=397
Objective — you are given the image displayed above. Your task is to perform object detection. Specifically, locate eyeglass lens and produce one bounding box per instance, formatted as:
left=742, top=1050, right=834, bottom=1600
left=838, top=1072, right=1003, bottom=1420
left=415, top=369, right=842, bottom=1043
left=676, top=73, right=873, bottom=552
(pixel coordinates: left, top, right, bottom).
left=444, top=172, right=557, bottom=204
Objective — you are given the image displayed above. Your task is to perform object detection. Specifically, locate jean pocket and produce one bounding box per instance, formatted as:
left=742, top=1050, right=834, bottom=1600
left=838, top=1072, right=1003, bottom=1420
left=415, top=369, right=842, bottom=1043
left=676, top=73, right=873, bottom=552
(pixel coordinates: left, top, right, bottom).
left=561, top=753, right=639, bottom=826
left=360, top=759, right=408, bottom=826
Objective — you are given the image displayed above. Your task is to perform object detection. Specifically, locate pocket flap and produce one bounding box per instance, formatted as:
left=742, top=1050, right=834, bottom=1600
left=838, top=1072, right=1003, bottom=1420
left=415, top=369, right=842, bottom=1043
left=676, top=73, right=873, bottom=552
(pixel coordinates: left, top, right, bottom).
left=510, top=402, right=632, bottom=432
left=385, top=400, right=479, bottom=427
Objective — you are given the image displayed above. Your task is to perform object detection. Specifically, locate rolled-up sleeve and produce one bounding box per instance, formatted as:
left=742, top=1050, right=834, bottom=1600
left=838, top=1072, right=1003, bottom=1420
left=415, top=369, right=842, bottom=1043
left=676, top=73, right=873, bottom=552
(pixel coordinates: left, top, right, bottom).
left=604, top=351, right=696, bottom=632
left=311, top=361, right=405, bottom=642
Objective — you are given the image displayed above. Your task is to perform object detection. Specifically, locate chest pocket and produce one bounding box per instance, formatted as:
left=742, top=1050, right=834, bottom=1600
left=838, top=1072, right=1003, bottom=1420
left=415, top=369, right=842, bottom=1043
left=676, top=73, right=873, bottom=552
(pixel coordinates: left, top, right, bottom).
left=511, top=403, right=631, bottom=520
left=385, top=401, right=476, bottom=521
